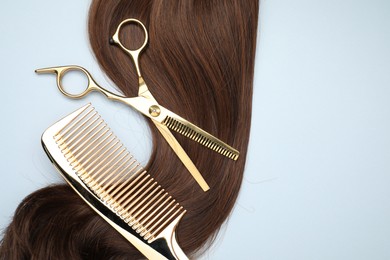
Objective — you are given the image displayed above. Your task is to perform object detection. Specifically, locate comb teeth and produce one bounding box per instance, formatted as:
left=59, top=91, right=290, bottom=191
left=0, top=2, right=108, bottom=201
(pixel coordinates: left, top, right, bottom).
left=163, top=116, right=239, bottom=160
left=53, top=106, right=186, bottom=243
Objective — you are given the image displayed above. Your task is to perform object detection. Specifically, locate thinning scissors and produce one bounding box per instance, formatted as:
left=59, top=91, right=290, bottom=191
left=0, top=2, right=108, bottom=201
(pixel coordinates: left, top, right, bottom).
left=36, top=18, right=239, bottom=192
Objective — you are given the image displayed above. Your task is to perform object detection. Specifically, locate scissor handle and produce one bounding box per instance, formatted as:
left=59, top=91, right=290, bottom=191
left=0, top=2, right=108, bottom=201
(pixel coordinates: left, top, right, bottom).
left=36, top=65, right=102, bottom=99
left=110, top=18, right=148, bottom=78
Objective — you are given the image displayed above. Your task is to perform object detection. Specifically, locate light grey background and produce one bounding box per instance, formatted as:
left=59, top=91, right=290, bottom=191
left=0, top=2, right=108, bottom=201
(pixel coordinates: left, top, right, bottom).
left=1, top=0, right=389, bottom=259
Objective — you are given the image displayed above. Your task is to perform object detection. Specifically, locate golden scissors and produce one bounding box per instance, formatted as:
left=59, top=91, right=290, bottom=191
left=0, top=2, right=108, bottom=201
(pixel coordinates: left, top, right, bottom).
left=36, top=18, right=239, bottom=192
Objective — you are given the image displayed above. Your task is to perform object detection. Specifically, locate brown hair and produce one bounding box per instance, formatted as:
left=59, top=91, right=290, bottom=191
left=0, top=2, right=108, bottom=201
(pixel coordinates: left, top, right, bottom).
left=1, top=0, right=258, bottom=258
left=0, top=185, right=141, bottom=259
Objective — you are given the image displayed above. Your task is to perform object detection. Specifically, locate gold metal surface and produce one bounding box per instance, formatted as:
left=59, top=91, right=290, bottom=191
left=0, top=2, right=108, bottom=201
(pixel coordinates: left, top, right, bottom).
left=149, top=105, right=161, bottom=117
left=42, top=104, right=188, bottom=260
left=36, top=18, right=240, bottom=192
left=153, top=121, right=210, bottom=191
left=111, top=18, right=147, bottom=80
left=163, top=116, right=240, bottom=160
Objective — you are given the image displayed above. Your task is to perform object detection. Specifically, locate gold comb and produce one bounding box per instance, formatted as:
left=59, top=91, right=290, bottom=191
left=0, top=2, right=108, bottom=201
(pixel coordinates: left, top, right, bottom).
left=42, top=103, right=188, bottom=260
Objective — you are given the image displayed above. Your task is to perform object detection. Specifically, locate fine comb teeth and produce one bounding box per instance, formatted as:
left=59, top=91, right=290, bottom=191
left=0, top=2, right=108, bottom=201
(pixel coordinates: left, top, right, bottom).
left=163, top=116, right=240, bottom=160
left=42, top=104, right=188, bottom=260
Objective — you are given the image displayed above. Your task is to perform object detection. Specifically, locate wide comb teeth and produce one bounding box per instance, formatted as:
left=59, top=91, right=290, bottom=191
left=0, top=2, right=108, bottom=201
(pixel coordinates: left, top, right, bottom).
left=163, top=116, right=240, bottom=160
left=53, top=105, right=186, bottom=243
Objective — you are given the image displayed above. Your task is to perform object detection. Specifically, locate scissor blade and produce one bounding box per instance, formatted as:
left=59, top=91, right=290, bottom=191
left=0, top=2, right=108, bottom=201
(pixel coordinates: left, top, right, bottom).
left=162, top=114, right=240, bottom=161
left=152, top=122, right=210, bottom=192
left=125, top=95, right=239, bottom=161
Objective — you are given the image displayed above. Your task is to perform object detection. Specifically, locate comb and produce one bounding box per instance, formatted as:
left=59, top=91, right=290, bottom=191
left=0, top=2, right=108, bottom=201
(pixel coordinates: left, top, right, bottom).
left=41, top=104, right=188, bottom=260
left=163, top=116, right=239, bottom=160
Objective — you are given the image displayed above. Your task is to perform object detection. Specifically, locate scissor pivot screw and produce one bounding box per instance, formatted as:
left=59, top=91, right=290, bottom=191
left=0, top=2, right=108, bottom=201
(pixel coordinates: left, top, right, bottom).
left=149, top=105, right=161, bottom=117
